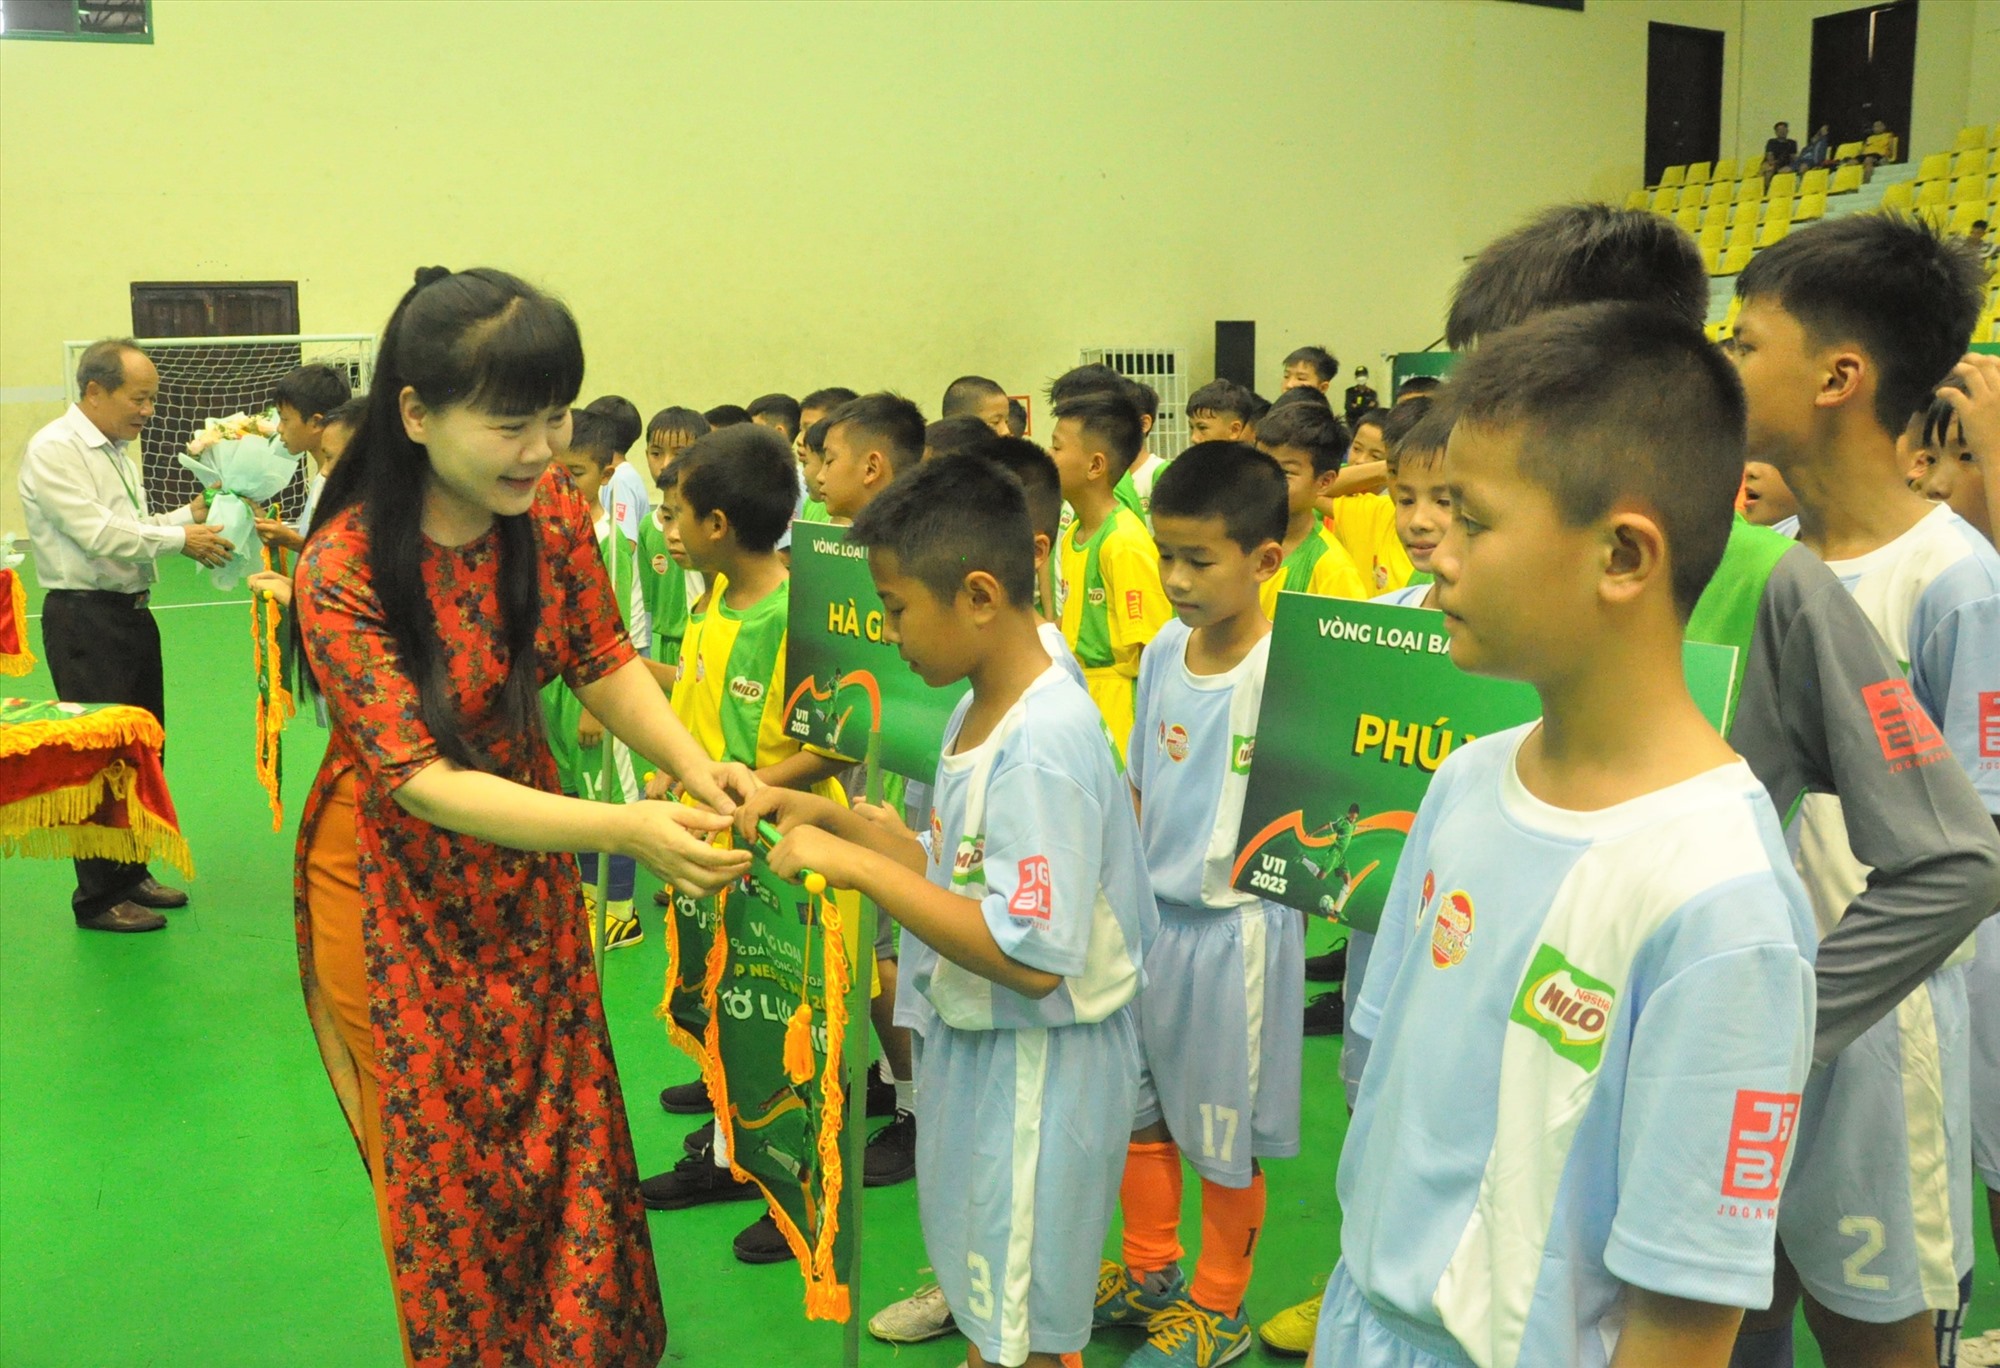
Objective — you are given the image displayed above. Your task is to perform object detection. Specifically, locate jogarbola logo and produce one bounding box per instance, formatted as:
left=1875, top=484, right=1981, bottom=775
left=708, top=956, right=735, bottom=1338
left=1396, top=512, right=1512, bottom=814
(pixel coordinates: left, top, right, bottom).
left=1511, top=943, right=1616, bottom=1071
left=1430, top=890, right=1473, bottom=968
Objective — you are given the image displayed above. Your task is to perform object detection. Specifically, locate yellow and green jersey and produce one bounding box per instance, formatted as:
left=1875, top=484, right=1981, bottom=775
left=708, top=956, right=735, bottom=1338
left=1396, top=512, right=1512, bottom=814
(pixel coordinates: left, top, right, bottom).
left=1057, top=505, right=1170, bottom=760
left=669, top=572, right=800, bottom=770
left=1326, top=492, right=1414, bottom=595
left=1259, top=523, right=1371, bottom=620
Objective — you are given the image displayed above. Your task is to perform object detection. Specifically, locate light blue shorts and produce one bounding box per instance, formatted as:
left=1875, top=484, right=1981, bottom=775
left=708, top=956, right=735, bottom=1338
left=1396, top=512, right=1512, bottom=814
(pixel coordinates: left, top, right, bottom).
left=917, top=1010, right=1141, bottom=1366
left=1134, top=902, right=1303, bottom=1185
left=1965, top=921, right=2000, bottom=1189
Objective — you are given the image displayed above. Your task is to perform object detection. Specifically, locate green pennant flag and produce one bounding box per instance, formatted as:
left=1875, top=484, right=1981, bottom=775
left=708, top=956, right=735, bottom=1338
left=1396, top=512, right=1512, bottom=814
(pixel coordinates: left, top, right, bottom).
left=783, top=522, right=968, bottom=782
left=1231, top=595, right=1738, bottom=933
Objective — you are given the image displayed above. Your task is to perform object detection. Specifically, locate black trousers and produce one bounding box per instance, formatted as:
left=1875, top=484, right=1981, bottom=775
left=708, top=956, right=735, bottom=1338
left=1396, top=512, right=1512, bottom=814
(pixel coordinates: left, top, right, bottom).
left=40, top=589, right=166, bottom=919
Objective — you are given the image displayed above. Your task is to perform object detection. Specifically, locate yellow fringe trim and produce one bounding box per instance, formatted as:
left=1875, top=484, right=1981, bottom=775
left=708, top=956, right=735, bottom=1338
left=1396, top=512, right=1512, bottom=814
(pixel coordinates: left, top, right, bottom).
left=0, top=570, right=32, bottom=677
left=0, top=760, right=194, bottom=878
left=251, top=546, right=295, bottom=832
left=0, top=704, right=165, bottom=760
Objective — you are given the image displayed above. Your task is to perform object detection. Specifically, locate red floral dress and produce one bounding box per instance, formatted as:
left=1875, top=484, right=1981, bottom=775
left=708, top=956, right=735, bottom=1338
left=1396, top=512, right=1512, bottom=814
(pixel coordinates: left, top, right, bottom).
left=292, top=476, right=663, bottom=1366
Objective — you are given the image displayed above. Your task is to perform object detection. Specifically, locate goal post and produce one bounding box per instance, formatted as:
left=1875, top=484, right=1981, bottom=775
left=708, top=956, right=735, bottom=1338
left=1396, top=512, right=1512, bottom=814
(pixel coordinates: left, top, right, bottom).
left=63, top=333, right=376, bottom=522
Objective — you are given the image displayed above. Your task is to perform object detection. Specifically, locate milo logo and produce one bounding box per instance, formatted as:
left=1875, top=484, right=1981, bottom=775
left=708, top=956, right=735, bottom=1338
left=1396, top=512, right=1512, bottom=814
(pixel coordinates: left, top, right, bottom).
left=1231, top=734, right=1255, bottom=774
left=728, top=676, right=765, bottom=704
left=1163, top=723, right=1190, bottom=762
left=1087, top=587, right=1107, bottom=606
left=1511, top=943, right=1617, bottom=1071
left=1430, top=890, right=1473, bottom=968
left=651, top=553, right=670, bottom=574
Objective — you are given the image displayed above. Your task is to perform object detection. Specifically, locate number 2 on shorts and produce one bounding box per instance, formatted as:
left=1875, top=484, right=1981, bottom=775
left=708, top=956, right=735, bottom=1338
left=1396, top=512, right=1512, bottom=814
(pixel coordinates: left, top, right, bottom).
left=966, top=1251, right=995, bottom=1319
left=1838, top=1215, right=1889, bottom=1290
left=1199, top=1103, right=1240, bottom=1164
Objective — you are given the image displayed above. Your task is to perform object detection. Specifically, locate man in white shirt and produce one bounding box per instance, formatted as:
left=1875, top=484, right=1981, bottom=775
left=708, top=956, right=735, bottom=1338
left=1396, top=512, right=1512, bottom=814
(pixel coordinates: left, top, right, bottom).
left=17, top=338, right=231, bottom=933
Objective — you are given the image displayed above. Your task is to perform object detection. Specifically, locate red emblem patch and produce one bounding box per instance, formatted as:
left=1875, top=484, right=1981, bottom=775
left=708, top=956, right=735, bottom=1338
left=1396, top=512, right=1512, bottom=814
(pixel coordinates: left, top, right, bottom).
left=1009, top=856, right=1052, bottom=921
left=1862, top=680, right=1946, bottom=768
left=1979, top=691, right=1998, bottom=759
left=1125, top=589, right=1144, bottom=620
left=1721, top=1089, right=1800, bottom=1201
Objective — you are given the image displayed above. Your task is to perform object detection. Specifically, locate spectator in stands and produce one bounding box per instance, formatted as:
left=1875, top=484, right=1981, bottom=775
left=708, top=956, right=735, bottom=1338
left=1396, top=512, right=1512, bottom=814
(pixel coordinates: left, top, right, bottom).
left=1862, top=119, right=1898, bottom=179
left=1762, top=122, right=1798, bottom=183
left=1796, top=124, right=1832, bottom=171
left=1969, top=220, right=1996, bottom=266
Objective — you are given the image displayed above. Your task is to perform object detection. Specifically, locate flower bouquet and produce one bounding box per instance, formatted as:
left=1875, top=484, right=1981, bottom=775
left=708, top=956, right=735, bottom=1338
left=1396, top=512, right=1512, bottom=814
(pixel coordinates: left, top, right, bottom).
left=178, top=412, right=301, bottom=590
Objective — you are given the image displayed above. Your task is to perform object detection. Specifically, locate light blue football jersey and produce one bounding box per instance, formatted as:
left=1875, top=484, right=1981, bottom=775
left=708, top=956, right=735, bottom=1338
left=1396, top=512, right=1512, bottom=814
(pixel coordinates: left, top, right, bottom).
left=1334, top=725, right=1817, bottom=1368
left=1128, top=618, right=1269, bottom=912
left=905, top=664, right=1158, bottom=1031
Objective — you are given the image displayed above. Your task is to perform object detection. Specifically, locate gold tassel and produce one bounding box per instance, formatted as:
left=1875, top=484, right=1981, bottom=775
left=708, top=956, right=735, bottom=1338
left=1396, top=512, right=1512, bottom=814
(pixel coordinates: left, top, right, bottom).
left=783, top=1003, right=816, bottom=1085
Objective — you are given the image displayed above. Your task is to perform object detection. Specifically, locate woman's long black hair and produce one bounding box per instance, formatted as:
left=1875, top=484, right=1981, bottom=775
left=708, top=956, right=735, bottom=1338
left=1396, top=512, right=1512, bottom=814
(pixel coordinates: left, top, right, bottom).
left=302, top=266, right=584, bottom=771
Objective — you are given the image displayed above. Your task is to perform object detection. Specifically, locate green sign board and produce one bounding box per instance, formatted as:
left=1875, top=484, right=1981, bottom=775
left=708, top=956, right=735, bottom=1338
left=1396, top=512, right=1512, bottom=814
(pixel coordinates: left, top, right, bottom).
left=1230, top=594, right=1737, bottom=933
left=784, top=522, right=968, bottom=782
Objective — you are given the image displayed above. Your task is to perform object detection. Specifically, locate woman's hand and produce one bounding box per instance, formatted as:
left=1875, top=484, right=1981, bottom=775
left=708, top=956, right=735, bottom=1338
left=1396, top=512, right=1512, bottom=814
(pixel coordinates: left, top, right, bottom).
left=617, top=801, right=749, bottom=895
left=254, top=518, right=306, bottom=552
left=246, top=569, right=293, bottom=606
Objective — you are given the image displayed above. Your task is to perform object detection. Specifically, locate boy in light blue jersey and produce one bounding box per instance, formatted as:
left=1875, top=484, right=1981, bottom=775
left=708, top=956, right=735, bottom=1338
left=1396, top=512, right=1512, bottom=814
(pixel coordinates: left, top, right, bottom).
left=1734, top=214, right=2000, bottom=1367
left=744, top=454, right=1156, bottom=1368
left=1313, top=304, right=1817, bottom=1368
left=1096, top=443, right=1300, bottom=1368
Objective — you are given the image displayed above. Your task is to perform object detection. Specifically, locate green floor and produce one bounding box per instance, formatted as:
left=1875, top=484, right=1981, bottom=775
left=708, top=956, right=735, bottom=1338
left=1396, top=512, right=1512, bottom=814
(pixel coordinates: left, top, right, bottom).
left=1, top=559, right=1993, bottom=1367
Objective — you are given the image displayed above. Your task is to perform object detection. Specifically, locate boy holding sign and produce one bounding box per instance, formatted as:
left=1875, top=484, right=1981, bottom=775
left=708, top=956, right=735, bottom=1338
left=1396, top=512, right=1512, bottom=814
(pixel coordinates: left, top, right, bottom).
left=744, top=454, right=1157, bottom=1368
left=1310, top=304, right=1817, bottom=1368
left=1095, top=442, right=1303, bottom=1368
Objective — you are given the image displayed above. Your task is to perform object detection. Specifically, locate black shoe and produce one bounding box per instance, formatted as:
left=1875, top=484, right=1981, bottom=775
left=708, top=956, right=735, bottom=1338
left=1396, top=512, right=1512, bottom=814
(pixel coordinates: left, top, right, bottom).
left=1304, top=946, right=1347, bottom=983
left=659, top=1080, right=713, bottom=1115
left=682, top=1119, right=714, bottom=1158
left=653, top=887, right=672, bottom=907
left=75, top=901, right=167, bottom=933
left=866, top=1068, right=897, bottom=1119
left=864, top=1110, right=917, bottom=1187
left=733, top=1212, right=796, bottom=1264
left=639, top=1151, right=761, bottom=1210
left=127, top=877, right=188, bottom=910
left=1303, top=990, right=1344, bottom=1037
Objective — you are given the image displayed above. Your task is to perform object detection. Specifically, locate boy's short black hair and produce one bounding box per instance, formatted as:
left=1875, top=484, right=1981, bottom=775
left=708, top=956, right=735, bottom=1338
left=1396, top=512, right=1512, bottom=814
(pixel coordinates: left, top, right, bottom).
left=1351, top=405, right=1392, bottom=436
left=1445, top=300, right=1747, bottom=617
left=746, top=392, right=803, bottom=440
left=1253, top=396, right=1350, bottom=475
left=1396, top=375, right=1442, bottom=401
left=800, top=386, right=859, bottom=416
left=584, top=394, right=642, bottom=454
left=1271, top=385, right=1333, bottom=412
left=1922, top=375, right=1968, bottom=449
left=1005, top=397, right=1028, bottom=437
left=1150, top=441, right=1288, bottom=551
left=647, top=405, right=710, bottom=441
left=1737, top=214, right=1986, bottom=436
left=325, top=394, right=368, bottom=431
left=1446, top=203, right=1709, bottom=349
left=272, top=363, right=352, bottom=422
left=924, top=415, right=995, bottom=463
left=1186, top=379, right=1255, bottom=421
left=566, top=407, right=621, bottom=467
left=1385, top=401, right=1453, bottom=478
left=828, top=392, right=926, bottom=474
left=1131, top=381, right=1159, bottom=423
left=672, top=423, right=798, bottom=553
left=1051, top=390, right=1144, bottom=476
left=1379, top=394, right=1434, bottom=450
left=1046, top=362, right=1128, bottom=408
left=704, top=404, right=752, bottom=428
left=976, top=437, right=1063, bottom=541
left=847, top=453, right=1036, bottom=607
left=802, top=415, right=833, bottom=455
left=941, top=375, right=1007, bottom=419
left=1283, top=345, right=1339, bottom=382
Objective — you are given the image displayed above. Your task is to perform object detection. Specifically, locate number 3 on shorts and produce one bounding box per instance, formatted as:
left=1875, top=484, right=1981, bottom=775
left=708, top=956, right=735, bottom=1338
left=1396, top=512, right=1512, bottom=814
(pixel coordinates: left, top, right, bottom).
left=966, top=1252, right=995, bottom=1319
left=1838, top=1215, right=1889, bottom=1291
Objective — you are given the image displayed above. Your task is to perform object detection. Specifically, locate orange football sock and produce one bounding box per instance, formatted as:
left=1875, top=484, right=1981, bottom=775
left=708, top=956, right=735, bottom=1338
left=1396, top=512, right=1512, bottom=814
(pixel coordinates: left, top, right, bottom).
left=1190, top=1171, right=1267, bottom=1317
left=1060, top=1355, right=1084, bottom=1368
left=1119, top=1141, right=1185, bottom=1275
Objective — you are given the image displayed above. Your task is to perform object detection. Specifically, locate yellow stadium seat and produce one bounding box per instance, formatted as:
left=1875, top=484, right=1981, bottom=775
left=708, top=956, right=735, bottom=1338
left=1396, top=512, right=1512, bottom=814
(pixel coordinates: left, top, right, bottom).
left=1686, top=161, right=1712, bottom=185
left=1625, top=188, right=1650, bottom=212
left=1916, top=152, right=1952, bottom=183
left=1651, top=186, right=1677, bottom=213
left=1726, top=220, right=1760, bottom=252
left=1990, top=124, right=2000, bottom=148
left=1660, top=165, right=1686, bottom=188
left=1956, top=125, right=1988, bottom=152
left=1799, top=167, right=1830, bottom=197
left=1721, top=295, right=1743, bottom=330
left=1833, top=141, right=1865, bottom=163
left=1678, top=184, right=1707, bottom=211
left=1988, top=148, right=2000, bottom=175
left=1710, top=158, right=1738, bottom=183
left=1767, top=171, right=1798, bottom=201
left=1880, top=180, right=1914, bottom=212
left=1701, top=245, right=1721, bottom=276
left=1676, top=205, right=1701, bottom=233
left=1757, top=215, right=1792, bottom=248
left=1730, top=198, right=1761, bottom=229
left=1830, top=164, right=1865, bottom=195
left=1719, top=242, right=1755, bottom=275
left=1736, top=177, right=1764, bottom=205
left=1793, top=191, right=1827, bottom=223
left=1953, top=150, right=1986, bottom=179
left=1916, top=179, right=1949, bottom=208
left=1916, top=203, right=1948, bottom=231
left=1946, top=201, right=1981, bottom=235
left=1952, top=175, right=1988, bottom=206
left=1700, top=221, right=1726, bottom=250
left=1701, top=201, right=1730, bottom=230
